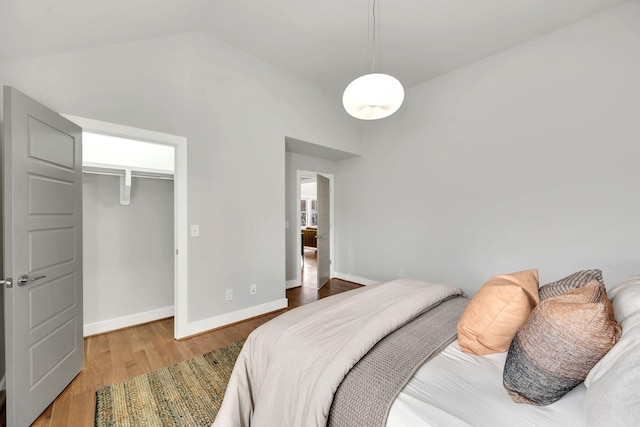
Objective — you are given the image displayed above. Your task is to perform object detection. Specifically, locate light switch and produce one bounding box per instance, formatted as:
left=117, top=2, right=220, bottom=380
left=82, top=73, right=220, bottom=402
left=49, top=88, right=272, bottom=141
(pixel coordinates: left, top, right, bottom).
left=190, top=224, right=200, bottom=237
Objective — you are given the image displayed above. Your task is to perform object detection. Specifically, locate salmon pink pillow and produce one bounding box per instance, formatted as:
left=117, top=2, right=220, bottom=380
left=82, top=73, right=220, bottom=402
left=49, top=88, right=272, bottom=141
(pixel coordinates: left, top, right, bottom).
left=458, top=269, right=540, bottom=355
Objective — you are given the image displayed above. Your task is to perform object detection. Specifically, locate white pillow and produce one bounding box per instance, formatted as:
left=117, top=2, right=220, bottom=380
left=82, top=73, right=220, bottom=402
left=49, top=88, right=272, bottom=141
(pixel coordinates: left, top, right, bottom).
left=584, top=313, right=640, bottom=426
left=608, top=274, right=640, bottom=326
left=584, top=275, right=640, bottom=427
left=585, top=274, right=640, bottom=386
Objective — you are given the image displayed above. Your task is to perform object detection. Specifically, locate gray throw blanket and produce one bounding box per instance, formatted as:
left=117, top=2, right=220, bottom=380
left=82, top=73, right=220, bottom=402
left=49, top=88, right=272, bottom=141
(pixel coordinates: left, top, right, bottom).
left=328, top=297, right=468, bottom=427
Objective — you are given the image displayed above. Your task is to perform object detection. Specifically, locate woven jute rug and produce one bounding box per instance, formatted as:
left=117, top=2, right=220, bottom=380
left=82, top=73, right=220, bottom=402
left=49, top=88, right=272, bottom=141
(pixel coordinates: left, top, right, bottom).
left=95, top=340, right=244, bottom=427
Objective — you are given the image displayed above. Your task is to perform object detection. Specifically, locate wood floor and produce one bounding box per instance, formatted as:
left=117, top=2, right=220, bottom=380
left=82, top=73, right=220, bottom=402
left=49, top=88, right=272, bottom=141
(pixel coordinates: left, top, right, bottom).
left=26, top=268, right=361, bottom=426
left=301, top=246, right=318, bottom=287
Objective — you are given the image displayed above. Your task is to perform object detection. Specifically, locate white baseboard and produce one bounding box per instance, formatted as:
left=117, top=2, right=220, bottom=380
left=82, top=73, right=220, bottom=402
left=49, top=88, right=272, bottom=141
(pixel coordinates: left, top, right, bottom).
left=286, top=279, right=300, bottom=289
left=176, top=298, right=288, bottom=339
left=84, top=305, right=175, bottom=337
left=0, top=374, right=5, bottom=391
left=333, top=272, right=379, bottom=286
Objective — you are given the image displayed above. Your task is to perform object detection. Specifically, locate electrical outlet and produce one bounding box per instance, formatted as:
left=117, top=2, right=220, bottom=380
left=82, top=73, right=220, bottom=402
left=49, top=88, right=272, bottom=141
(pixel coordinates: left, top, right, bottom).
left=398, top=269, right=405, bottom=278
left=190, top=224, right=200, bottom=237
left=225, top=289, right=233, bottom=301
left=250, top=284, right=257, bottom=295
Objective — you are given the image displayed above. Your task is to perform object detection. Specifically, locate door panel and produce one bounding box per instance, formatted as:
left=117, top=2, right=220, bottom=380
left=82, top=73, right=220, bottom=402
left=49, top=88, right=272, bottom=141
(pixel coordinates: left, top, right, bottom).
left=27, top=116, right=76, bottom=169
left=28, top=175, right=75, bottom=215
left=29, top=273, right=76, bottom=329
left=3, top=86, right=83, bottom=427
left=31, top=319, right=77, bottom=385
left=29, top=227, right=76, bottom=269
left=316, top=174, right=330, bottom=289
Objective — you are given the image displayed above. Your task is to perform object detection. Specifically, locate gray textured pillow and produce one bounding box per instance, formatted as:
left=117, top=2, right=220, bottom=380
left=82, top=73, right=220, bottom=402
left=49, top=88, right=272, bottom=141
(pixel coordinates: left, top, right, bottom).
left=538, top=269, right=603, bottom=300
left=503, top=280, right=621, bottom=406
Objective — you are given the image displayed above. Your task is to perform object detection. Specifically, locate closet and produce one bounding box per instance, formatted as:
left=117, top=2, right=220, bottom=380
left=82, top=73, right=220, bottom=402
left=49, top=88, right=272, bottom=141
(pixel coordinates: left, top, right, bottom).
left=82, top=132, right=175, bottom=336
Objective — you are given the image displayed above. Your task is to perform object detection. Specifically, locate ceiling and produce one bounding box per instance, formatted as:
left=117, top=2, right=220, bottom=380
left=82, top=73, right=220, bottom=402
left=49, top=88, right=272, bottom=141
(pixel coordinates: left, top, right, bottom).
left=0, top=0, right=629, bottom=94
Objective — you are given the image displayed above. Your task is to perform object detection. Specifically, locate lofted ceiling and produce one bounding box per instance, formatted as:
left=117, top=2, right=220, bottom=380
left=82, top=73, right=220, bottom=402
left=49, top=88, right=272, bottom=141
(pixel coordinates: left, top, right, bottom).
left=0, top=0, right=630, bottom=94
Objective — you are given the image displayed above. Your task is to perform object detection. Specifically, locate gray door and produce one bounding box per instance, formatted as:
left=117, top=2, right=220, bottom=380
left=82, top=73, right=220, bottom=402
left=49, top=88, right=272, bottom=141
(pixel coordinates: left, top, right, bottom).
left=316, top=174, right=330, bottom=289
left=2, top=86, right=83, bottom=426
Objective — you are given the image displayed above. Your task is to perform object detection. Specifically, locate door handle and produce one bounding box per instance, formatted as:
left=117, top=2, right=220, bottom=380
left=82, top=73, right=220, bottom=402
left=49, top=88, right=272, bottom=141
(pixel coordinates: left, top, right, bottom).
left=17, top=274, right=46, bottom=286
left=1, top=278, right=14, bottom=289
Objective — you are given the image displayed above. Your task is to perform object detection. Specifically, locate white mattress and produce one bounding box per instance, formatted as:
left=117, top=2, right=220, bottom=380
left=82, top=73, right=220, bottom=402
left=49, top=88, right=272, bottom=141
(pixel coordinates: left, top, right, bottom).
left=387, top=340, right=587, bottom=427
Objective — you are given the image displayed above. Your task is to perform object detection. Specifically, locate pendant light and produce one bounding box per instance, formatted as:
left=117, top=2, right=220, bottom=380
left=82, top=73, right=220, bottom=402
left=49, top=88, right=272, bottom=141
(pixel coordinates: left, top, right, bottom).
left=343, top=0, right=404, bottom=120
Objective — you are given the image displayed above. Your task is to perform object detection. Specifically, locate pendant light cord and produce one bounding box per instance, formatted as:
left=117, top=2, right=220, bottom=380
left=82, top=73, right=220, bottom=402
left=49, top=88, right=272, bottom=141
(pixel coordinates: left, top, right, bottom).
left=371, top=0, right=377, bottom=73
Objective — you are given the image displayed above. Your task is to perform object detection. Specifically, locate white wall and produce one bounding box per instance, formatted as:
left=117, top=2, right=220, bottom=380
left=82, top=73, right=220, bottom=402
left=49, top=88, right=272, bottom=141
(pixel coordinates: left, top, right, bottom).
left=335, top=1, right=640, bottom=293
left=83, top=174, right=174, bottom=334
left=0, top=31, right=360, bottom=335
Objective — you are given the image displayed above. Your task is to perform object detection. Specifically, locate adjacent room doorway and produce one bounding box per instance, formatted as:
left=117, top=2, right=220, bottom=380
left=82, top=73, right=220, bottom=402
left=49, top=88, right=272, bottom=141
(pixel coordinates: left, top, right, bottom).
left=297, top=170, right=334, bottom=289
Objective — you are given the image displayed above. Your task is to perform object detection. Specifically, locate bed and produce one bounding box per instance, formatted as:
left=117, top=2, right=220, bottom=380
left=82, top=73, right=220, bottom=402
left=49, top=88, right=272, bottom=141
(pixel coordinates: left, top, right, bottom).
left=213, top=272, right=640, bottom=427
left=386, top=341, right=587, bottom=427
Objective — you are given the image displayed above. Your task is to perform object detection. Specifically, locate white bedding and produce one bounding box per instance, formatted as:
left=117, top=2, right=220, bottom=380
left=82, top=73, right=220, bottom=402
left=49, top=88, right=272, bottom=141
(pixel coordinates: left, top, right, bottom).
left=387, top=341, right=587, bottom=427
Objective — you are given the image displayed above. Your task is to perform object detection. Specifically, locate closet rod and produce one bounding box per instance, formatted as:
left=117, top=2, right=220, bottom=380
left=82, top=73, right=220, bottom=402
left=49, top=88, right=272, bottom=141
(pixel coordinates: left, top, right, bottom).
left=82, top=169, right=174, bottom=181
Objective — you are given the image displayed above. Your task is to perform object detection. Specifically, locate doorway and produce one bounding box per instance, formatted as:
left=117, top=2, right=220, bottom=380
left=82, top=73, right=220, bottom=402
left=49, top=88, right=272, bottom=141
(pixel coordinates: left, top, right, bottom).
left=297, top=170, right=334, bottom=289
left=299, top=175, right=318, bottom=287
left=62, top=115, right=189, bottom=339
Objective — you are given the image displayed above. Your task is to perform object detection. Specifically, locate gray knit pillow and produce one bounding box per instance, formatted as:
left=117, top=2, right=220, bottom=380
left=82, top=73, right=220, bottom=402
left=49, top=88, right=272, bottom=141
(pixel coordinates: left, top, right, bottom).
left=538, top=269, right=603, bottom=300
left=503, top=280, right=621, bottom=406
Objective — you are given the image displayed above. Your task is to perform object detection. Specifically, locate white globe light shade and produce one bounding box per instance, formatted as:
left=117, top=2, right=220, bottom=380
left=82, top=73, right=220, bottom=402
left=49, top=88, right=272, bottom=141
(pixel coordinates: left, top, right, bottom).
left=342, top=73, right=405, bottom=120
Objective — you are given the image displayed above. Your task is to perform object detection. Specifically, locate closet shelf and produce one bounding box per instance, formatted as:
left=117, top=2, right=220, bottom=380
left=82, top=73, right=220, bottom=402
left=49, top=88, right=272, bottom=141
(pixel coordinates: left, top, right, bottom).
left=82, top=162, right=174, bottom=180
left=82, top=162, right=174, bottom=205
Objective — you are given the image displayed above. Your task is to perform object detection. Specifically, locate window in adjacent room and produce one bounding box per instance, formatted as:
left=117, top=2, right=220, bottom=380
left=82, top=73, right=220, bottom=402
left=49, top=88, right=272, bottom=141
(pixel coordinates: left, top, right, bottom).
left=301, top=199, right=308, bottom=227
left=300, top=197, right=317, bottom=228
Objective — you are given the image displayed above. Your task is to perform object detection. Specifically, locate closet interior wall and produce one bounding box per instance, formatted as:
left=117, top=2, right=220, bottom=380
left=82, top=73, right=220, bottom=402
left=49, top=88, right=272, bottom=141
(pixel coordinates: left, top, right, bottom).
left=82, top=172, right=175, bottom=336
